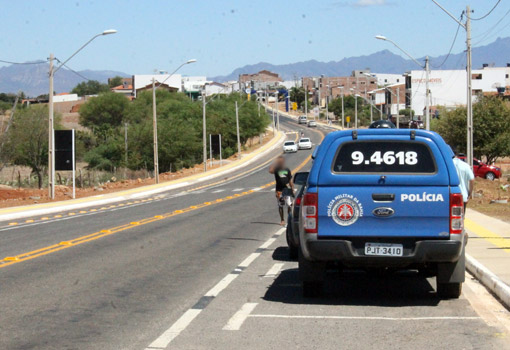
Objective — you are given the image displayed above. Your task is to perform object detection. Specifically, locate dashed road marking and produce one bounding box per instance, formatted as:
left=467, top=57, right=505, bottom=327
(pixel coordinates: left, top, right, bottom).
left=264, top=263, right=284, bottom=278
left=223, top=303, right=259, bottom=331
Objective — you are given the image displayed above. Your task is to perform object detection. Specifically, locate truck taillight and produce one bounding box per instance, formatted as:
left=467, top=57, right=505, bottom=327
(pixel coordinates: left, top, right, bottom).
left=295, top=196, right=302, bottom=206
left=303, top=192, right=318, bottom=234
left=450, top=193, right=464, bottom=234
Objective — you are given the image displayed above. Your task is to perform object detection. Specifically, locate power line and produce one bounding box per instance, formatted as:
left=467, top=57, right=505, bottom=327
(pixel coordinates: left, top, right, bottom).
left=0, top=59, right=46, bottom=65
left=432, top=14, right=463, bottom=69
left=472, top=0, right=501, bottom=21
left=473, top=7, right=510, bottom=45
left=55, top=58, right=90, bottom=81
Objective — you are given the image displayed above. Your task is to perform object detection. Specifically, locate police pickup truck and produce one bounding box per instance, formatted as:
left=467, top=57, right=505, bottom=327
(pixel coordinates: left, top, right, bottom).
left=299, top=129, right=466, bottom=299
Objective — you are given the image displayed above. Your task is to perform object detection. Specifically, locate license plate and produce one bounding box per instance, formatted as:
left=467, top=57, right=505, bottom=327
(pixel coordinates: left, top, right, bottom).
left=365, top=243, right=403, bottom=257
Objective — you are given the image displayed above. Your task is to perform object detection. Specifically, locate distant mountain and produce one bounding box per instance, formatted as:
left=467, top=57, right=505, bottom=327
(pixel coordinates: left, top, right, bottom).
left=210, top=37, right=510, bottom=81
left=0, top=63, right=128, bottom=97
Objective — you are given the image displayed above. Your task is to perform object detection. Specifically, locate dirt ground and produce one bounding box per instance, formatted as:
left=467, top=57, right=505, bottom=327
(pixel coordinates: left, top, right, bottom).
left=0, top=132, right=273, bottom=209
left=469, top=176, right=510, bottom=223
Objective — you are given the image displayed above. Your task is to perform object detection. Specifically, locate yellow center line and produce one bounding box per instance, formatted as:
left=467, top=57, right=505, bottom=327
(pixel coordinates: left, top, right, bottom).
left=0, top=128, right=324, bottom=269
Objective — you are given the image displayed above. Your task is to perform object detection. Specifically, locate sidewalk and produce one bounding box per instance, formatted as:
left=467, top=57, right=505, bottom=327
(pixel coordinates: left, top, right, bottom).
left=465, top=208, right=510, bottom=307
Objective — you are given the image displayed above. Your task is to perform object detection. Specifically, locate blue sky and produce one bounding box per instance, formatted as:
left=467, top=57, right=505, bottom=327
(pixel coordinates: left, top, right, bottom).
left=1, top=0, right=509, bottom=77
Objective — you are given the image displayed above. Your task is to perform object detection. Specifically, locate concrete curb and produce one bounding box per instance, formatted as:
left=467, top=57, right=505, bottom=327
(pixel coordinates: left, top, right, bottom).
left=466, top=253, right=510, bottom=309
left=0, top=130, right=286, bottom=222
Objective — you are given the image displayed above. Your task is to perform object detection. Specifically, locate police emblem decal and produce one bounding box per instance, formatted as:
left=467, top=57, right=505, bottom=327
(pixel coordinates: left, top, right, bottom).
left=327, top=194, right=363, bottom=226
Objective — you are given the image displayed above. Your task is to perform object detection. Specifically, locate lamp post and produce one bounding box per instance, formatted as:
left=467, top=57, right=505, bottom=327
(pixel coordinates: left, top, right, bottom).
left=325, top=85, right=329, bottom=123
left=340, top=86, right=345, bottom=129
left=274, top=91, right=280, bottom=131
left=152, top=59, right=196, bottom=183
left=48, top=29, right=117, bottom=199
left=375, top=35, right=430, bottom=131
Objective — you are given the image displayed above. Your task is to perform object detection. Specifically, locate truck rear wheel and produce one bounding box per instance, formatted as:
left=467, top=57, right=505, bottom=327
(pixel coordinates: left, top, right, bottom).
left=437, top=282, right=462, bottom=299
left=286, top=225, right=298, bottom=260
left=299, top=250, right=325, bottom=297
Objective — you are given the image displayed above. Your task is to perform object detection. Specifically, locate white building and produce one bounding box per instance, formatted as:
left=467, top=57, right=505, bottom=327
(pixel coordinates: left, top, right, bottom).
left=132, top=74, right=182, bottom=97
left=53, top=93, right=79, bottom=103
left=182, top=76, right=207, bottom=93
left=408, top=66, right=510, bottom=116
left=372, top=73, right=405, bottom=86
left=204, top=82, right=229, bottom=96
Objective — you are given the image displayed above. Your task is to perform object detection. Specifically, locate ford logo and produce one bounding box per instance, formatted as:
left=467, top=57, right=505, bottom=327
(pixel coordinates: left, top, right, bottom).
left=372, top=207, right=395, bottom=218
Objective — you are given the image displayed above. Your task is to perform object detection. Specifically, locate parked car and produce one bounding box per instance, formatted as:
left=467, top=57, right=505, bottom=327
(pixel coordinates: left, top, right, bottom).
left=283, top=141, right=298, bottom=153
left=298, top=115, right=308, bottom=124
left=298, top=138, right=312, bottom=150
left=286, top=172, right=309, bottom=259
left=299, top=129, right=467, bottom=299
left=308, top=120, right=317, bottom=127
left=458, top=156, right=502, bottom=180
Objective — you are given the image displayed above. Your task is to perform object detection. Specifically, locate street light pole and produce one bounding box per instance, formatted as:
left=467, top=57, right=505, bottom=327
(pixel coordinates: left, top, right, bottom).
left=235, top=100, right=241, bottom=159
left=152, top=78, right=159, bottom=183
left=152, top=59, right=196, bottom=182
left=304, top=82, right=308, bottom=118
left=48, top=53, right=55, bottom=199
left=354, top=94, right=358, bottom=129
left=48, top=29, right=117, bottom=199
left=202, top=90, right=207, bottom=172
left=340, top=86, right=345, bottom=129
left=325, top=85, right=329, bottom=123
left=397, top=87, right=400, bottom=129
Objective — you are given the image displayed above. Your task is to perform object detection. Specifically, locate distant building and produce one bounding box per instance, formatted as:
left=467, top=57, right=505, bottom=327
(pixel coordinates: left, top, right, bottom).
left=368, top=83, right=406, bottom=117
left=111, top=80, right=133, bottom=98
left=135, top=82, right=178, bottom=96
left=204, top=82, right=229, bottom=96
left=132, top=74, right=182, bottom=98
left=371, top=73, right=405, bottom=86
left=239, top=70, right=283, bottom=90
left=302, top=72, right=378, bottom=108
left=406, top=64, right=510, bottom=116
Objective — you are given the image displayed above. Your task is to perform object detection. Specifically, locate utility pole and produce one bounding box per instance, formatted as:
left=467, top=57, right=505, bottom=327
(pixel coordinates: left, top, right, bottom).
left=48, top=53, right=55, bottom=199
left=369, top=95, right=373, bottom=124
left=341, top=87, right=345, bottom=129
left=152, top=78, right=159, bottom=183
left=202, top=90, right=207, bottom=172
left=325, top=85, right=329, bottom=123
left=274, top=92, right=279, bottom=131
left=430, top=0, right=473, bottom=169
left=466, top=6, right=473, bottom=168
left=425, top=56, right=431, bottom=130
left=396, top=87, right=400, bottom=129
left=124, top=122, right=128, bottom=165
left=354, top=95, right=358, bottom=129
left=235, top=100, right=241, bottom=159
left=304, top=82, right=308, bottom=117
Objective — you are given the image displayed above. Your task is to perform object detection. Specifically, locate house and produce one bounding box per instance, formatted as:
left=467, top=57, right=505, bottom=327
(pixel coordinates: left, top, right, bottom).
left=111, top=81, right=133, bottom=98
left=132, top=74, right=182, bottom=98
left=135, top=82, right=178, bottom=96
left=204, top=82, right=229, bottom=96
left=239, top=70, right=283, bottom=90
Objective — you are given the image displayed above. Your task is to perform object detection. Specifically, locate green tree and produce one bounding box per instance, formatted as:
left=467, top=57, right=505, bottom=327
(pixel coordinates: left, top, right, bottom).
left=5, top=105, right=60, bottom=188
left=71, top=80, right=109, bottom=96
left=108, top=76, right=124, bottom=88
left=290, top=87, right=305, bottom=109
left=432, top=95, right=510, bottom=163
left=79, top=92, right=129, bottom=138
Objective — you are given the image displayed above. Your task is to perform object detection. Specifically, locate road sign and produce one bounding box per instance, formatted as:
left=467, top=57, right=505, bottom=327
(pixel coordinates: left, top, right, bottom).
left=313, top=106, right=319, bottom=117
left=292, top=102, right=297, bottom=111
left=346, top=116, right=351, bottom=123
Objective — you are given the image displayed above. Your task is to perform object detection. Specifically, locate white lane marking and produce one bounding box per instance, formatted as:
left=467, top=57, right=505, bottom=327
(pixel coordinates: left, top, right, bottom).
left=211, top=189, right=225, bottom=193
left=270, top=188, right=275, bottom=192
left=190, top=190, right=206, bottom=194
left=145, top=309, right=202, bottom=349
left=249, top=314, right=481, bottom=321
left=232, top=188, right=244, bottom=192
left=238, top=252, right=260, bottom=268
left=251, top=187, right=262, bottom=191
left=223, top=303, right=259, bottom=331
left=259, top=237, right=276, bottom=249
left=143, top=226, right=282, bottom=348
left=205, top=273, right=238, bottom=297
left=264, top=263, right=284, bottom=278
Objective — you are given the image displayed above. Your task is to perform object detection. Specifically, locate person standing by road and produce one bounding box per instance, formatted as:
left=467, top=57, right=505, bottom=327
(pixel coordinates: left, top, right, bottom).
left=451, top=147, right=475, bottom=213
left=269, top=156, right=295, bottom=226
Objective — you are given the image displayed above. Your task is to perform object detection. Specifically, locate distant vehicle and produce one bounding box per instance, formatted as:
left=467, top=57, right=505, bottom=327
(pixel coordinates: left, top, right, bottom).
left=298, top=115, right=308, bottom=124
left=286, top=172, right=309, bottom=259
left=298, top=138, right=312, bottom=150
left=299, top=129, right=467, bottom=299
left=409, top=119, right=424, bottom=129
left=458, top=156, right=502, bottom=180
left=308, top=120, right=317, bottom=127
left=283, top=141, right=298, bottom=153
left=369, top=120, right=396, bottom=129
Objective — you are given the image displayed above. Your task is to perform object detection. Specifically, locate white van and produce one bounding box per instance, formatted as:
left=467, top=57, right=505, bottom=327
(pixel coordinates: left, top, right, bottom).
left=298, top=115, right=307, bottom=124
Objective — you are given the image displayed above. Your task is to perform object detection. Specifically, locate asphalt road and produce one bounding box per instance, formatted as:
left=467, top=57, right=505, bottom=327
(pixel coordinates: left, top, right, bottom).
left=0, top=115, right=509, bottom=350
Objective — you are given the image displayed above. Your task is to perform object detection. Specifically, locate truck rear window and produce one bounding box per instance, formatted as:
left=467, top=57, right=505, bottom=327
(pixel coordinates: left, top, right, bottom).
left=333, top=141, right=436, bottom=174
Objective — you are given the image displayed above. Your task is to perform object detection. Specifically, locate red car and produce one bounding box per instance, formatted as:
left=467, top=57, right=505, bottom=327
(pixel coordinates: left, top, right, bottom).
left=458, top=156, right=502, bottom=180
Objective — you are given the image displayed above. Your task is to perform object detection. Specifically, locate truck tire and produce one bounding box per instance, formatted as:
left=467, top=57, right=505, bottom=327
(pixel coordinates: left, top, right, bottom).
left=299, top=250, right=325, bottom=297
left=286, top=225, right=298, bottom=260
left=437, top=282, right=462, bottom=299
